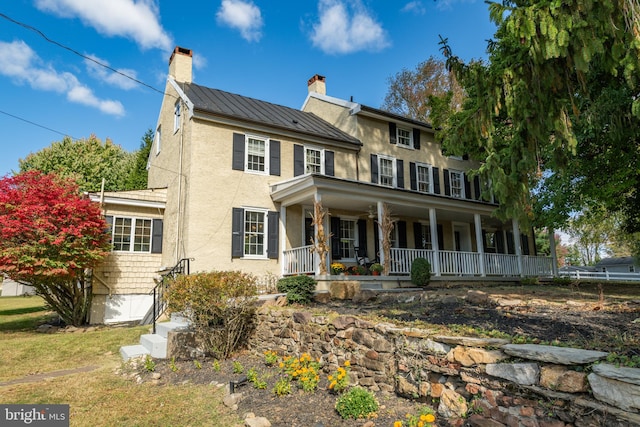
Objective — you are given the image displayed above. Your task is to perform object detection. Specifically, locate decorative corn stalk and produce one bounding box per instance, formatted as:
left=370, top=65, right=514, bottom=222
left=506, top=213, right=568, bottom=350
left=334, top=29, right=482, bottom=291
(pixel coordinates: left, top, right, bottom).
left=378, top=203, right=396, bottom=276
left=309, top=200, right=330, bottom=275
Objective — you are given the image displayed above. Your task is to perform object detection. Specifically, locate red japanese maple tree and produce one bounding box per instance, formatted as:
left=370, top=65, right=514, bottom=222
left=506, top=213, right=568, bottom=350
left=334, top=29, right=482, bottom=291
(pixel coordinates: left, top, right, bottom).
left=0, top=171, right=111, bottom=326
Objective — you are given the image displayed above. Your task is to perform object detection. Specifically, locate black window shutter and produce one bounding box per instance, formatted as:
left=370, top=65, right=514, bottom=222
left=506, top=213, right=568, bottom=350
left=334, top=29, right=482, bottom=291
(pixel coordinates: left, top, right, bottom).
left=357, top=219, right=367, bottom=251
left=374, top=223, right=380, bottom=262
left=232, top=133, right=245, bottom=171
left=293, top=144, right=304, bottom=176
left=409, top=162, right=417, bottom=190
left=325, top=150, right=335, bottom=176
left=267, top=211, right=279, bottom=259
left=506, top=231, right=515, bottom=254
left=231, top=208, right=244, bottom=257
left=443, top=169, right=451, bottom=196
left=521, top=234, right=530, bottom=255
left=388, top=122, right=397, bottom=144
left=370, top=154, right=378, bottom=184
left=270, top=140, right=281, bottom=176
left=482, top=230, right=488, bottom=252
left=331, top=216, right=341, bottom=259
left=396, top=159, right=404, bottom=188
left=473, top=176, right=481, bottom=200
left=413, top=222, right=422, bottom=249
left=496, top=231, right=505, bottom=254
left=437, top=224, right=444, bottom=250
left=412, top=128, right=420, bottom=149
left=151, top=219, right=163, bottom=254
left=398, top=221, right=407, bottom=248
left=433, top=167, right=440, bottom=194
left=464, top=174, right=471, bottom=199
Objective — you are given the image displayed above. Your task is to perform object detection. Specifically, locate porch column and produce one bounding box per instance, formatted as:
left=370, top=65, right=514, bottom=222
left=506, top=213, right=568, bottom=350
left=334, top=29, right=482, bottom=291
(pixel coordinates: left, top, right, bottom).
left=512, top=218, right=524, bottom=277
left=429, top=208, right=441, bottom=276
left=548, top=228, right=559, bottom=277
left=474, top=214, right=486, bottom=277
left=314, top=193, right=325, bottom=275
left=377, top=201, right=385, bottom=266
left=280, top=205, right=287, bottom=276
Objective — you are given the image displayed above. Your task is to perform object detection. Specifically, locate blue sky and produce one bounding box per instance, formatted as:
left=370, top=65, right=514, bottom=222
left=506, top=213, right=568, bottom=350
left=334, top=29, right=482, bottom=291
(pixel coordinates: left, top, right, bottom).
left=0, top=0, right=496, bottom=178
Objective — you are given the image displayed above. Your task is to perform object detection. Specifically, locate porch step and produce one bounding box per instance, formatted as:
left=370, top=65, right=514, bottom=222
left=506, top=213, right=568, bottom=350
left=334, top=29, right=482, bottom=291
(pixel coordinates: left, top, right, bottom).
left=120, top=315, right=190, bottom=361
left=360, top=282, right=383, bottom=290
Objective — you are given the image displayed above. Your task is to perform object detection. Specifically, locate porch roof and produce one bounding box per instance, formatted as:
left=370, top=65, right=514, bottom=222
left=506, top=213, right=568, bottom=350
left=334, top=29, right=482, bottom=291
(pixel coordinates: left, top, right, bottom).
left=270, top=174, right=504, bottom=227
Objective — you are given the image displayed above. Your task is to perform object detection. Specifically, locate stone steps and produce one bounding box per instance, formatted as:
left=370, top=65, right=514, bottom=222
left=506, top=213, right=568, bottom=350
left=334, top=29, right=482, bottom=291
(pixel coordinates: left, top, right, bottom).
left=119, top=315, right=189, bottom=361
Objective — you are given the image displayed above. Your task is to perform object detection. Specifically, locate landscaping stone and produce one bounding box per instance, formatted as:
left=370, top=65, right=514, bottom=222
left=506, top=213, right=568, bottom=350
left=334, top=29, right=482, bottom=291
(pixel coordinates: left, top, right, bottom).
left=588, top=372, right=640, bottom=412
left=447, top=346, right=508, bottom=367
left=485, top=363, right=539, bottom=386
left=466, top=290, right=490, bottom=305
left=244, top=415, right=271, bottom=427
left=329, top=281, right=360, bottom=300
left=434, top=336, right=510, bottom=347
left=501, top=344, right=608, bottom=365
left=592, top=363, right=640, bottom=385
left=438, top=388, right=468, bottom=418
left=539, top=365, right=588, bottom=393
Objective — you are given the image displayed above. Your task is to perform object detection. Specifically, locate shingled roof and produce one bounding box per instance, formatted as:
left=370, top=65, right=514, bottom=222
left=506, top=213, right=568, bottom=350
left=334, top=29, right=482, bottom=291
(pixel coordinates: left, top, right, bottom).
left=183, top=82, right=361, bottom=147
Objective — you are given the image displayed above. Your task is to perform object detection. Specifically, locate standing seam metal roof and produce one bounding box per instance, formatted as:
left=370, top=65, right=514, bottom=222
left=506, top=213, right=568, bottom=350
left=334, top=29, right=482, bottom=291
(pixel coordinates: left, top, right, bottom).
left=183, top=82, right=361, bottom=146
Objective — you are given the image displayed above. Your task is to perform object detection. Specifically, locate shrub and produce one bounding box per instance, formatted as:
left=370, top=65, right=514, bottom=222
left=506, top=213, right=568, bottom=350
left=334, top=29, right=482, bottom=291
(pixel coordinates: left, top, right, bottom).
left=335, top=387, right=379, bottom=419
left=165, top=271, right=258, bottom=360
left=277, top=275, right=317, bottom=304
left=327, top=360, right=351, bottom=393
left=410, top=257, right=431, bottom=287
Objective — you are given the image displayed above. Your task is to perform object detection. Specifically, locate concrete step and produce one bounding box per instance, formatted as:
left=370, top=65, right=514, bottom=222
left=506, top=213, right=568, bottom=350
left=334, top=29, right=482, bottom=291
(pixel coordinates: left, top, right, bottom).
left=360, top=282, right=383, bottom=290
left=140, top=333, right=167, bottom=358
left=156, top=320, right=189, bottom=339
left=120, top=344, right=149, bottom=361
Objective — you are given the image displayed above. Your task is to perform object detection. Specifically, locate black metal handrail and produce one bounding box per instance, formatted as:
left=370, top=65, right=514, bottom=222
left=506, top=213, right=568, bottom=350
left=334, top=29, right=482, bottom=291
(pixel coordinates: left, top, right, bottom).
left=150, top=258, right=191, bottom=333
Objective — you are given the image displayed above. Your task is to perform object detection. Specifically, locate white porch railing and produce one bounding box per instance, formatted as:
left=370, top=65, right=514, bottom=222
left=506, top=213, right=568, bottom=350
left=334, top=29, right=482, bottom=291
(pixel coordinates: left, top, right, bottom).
left=559, top=270, right=640, bottom=282
left=283, top=245, right=315, bottom=275
left=283, top=246, right=554, bottom=277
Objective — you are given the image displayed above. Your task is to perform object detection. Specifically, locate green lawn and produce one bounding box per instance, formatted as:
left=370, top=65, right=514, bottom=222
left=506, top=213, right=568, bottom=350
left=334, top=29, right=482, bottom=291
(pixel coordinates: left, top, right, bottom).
left=0, top=296, right=243, bottom=427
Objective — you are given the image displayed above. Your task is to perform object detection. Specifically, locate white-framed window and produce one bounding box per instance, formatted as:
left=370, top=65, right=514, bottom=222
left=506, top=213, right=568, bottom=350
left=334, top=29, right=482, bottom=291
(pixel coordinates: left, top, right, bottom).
left=420, top=223, right=432, bottom=249
left=416, top=163, right=432, bottom=193
left=173, top=102, right=181, bottom=133
left=244, top=208, right=267, bottom=257
left=154, top=126, right=161, bottom=156
left=109, top=216, right=153, bottom=253
left=246, top=136, right=269, bottom=175
left=449, top=170, right=465, bottom=198
left=378, top=155, right=396, bottom=187
left=484, top=231, right=497, bottom=252
left=339, top=219, right=357, bottom=260
left=305, top=146, right=324, bottom=174
left=397, top=126, right=413, bottom=148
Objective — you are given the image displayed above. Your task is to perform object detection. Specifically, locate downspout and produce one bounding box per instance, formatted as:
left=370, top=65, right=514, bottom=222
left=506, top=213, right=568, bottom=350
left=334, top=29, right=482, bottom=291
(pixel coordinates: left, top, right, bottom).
left=175, top=98, right=185, bottom=263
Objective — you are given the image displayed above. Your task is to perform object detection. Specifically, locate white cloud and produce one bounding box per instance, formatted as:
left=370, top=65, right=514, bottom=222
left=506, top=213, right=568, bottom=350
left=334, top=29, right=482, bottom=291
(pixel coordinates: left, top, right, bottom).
left=433, top=0, right=477, bottom=11
left=216, top=0, right=263, bottom=42
left=310, top=0, right=390, bottom=55
left=0, top=40, right=125, bottom=116
left=84, top=54, right=138, bottom=90
left=35, top=0, right=173, bottom=51
left=401, top=1, right=427, bottom=15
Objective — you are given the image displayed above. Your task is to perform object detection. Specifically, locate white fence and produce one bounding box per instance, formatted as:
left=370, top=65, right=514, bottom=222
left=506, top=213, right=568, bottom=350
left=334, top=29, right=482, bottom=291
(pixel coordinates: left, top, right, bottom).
left=559, top=270, right=640, bottom=282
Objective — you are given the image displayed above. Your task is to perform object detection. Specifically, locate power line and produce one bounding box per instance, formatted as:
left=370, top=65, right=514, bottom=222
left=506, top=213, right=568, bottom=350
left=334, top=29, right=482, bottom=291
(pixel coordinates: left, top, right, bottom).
left=0, top=109, right=77, bottom=140
left=0, top=12, right=168, bottom=97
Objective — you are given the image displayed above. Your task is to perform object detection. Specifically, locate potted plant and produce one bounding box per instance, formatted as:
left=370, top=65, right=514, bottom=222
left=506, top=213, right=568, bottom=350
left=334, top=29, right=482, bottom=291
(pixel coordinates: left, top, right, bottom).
left=330, top=262, right=346, bottom=275
left=370, top=263, right=383, bottom=276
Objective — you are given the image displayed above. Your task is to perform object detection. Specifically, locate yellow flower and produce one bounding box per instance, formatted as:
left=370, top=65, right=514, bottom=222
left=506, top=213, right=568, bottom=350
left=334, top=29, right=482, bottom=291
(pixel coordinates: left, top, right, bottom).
left=394, top=422, right=403, bottom=427
left=328, top=375, right=333, bottom=381
left=424, top=414, right=435, bottom=423
left=418, top=421, right=424, bottom=427
left=344, top=360, right=351, bottom=367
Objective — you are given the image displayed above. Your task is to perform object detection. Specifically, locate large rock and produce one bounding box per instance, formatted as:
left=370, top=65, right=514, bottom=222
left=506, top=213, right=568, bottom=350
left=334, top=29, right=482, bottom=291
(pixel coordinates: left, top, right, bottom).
left=447, top=346, right=508, bottom=367
left=329, top=281, right=360, bottom=300
left=434, top=336, right=510, bottom=348
left=438, top=388, right=468, bottom=418
left=501, top=344, right=608, bottom=365
left=588, top=372, right=640, bottom=412
left=485, top=363, right=539, bottom=386
left=540, top=365, right=588, bottom=393
left=592, top=363, right=640, bottom=385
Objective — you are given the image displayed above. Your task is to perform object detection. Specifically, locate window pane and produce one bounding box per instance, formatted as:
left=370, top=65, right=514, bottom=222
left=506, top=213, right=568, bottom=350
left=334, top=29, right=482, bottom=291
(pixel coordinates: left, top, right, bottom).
left=305, top=148, right=322, bottom=174
left=244, top=210, right=265, bottom=256
left=113, top=218, right=132, bottom=251
left=417, top=165, right=430, bottom=193
left=380, top=158, right=394, bottom=187
left=247, top=138, right=266, bottom=172
left=339, top=220, right=356, bottom=259
left=421, top=224, right=432, bottom=249
left=450, top=171, right=463, bottom=198
left=134, top=219, right=152, bottom=252
left=397, top=128, right=411, bottom=146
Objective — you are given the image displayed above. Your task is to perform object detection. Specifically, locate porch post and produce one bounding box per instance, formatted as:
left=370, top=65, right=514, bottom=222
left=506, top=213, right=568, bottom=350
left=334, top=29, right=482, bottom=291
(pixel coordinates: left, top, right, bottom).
left=314, top=193, right=324, bottom=275
left=377, top=201, right=385, bottom=266
left=429, top=208, right=441, bottom=276
left=512, top=218, right=524, bottom=277
left=548, top=228, right=558, bottom=277
left=280, top=205, right=287, bottom=276
left=474, top=214, right=486, bottom=277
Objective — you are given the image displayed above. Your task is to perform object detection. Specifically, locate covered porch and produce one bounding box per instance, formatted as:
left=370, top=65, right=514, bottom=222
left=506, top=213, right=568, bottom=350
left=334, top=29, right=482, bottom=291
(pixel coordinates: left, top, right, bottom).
left=271, top=175, right=556, bottom=280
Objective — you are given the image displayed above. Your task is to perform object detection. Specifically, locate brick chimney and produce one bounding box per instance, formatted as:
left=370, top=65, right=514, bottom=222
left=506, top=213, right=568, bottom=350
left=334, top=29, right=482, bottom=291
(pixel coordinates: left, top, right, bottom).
left=169, top=46, right=193, bottom=84
left=307, top=74, right=326, bottom=95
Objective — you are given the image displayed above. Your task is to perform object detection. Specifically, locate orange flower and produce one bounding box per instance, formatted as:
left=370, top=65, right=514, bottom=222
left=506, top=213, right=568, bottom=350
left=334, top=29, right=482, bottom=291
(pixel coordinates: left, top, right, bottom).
left=394, top=422, right=403, bottom=427
left=424, top=414, right=435, bottom=423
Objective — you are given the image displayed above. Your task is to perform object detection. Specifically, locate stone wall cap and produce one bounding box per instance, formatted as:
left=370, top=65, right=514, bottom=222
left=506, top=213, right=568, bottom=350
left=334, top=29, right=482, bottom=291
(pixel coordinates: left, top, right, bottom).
left=592, top=363, right=640, bottom=385
left=434, top=336, right=510, bottom=347
left=502, top=343, right=608, bottom=365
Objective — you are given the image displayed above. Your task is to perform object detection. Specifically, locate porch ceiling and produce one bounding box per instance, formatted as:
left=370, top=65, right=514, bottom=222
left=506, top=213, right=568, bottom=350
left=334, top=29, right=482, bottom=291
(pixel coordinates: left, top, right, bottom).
left=270, top=175, right=504, bottom=227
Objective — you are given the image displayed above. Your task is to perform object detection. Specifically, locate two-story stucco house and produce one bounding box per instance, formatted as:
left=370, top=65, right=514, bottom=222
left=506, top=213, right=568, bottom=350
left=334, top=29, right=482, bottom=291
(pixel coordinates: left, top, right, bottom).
left=88, top=46, right=555, bottom=323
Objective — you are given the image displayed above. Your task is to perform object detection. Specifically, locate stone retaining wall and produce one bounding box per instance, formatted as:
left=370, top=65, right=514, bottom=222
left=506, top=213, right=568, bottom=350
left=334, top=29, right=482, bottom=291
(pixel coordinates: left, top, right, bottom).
left=249, top=302, right=640, bottom=426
